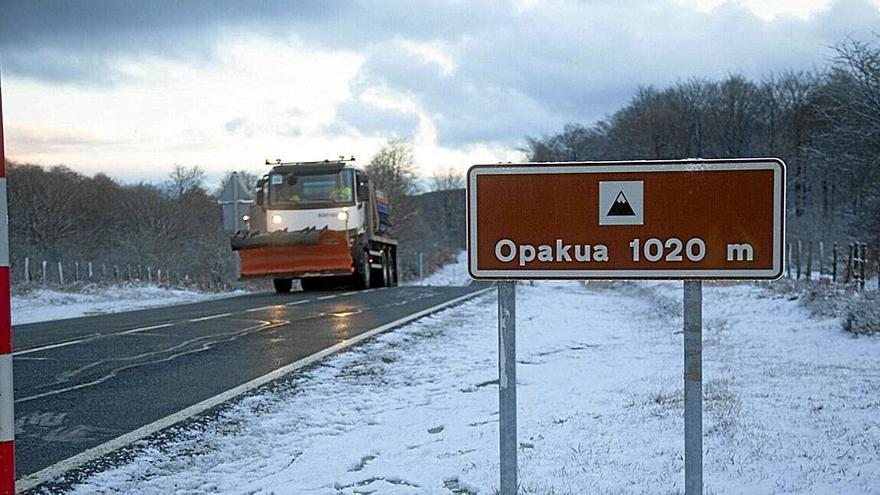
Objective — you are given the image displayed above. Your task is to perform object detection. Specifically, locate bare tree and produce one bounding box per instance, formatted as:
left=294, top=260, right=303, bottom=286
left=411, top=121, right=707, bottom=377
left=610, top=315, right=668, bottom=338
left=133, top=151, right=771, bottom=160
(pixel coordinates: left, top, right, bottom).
left=366, top=139, right=420, bottom=233
left=216, top=170, right=260, bottom=197
left=427, top=168, right=465, bottom=251
left=366, top=139, right=419, bottom=198
left=164, top=164, right=207, bottom=199
left=429, top=168, right=464, bottom=191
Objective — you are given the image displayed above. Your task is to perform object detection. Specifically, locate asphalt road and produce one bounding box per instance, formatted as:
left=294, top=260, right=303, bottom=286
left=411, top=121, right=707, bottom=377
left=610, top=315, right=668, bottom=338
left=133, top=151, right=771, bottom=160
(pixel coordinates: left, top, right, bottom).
left=11, top=283, right=489, bottom=480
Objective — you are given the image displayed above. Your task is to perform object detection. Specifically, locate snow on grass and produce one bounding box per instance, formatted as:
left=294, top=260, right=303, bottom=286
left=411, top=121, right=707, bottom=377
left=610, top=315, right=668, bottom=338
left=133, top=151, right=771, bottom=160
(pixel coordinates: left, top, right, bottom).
left=409, top=251, right=470, bottom=287
left=62, top=281, right=880, bottom=494
left=12, top=285, right=247, bottom=325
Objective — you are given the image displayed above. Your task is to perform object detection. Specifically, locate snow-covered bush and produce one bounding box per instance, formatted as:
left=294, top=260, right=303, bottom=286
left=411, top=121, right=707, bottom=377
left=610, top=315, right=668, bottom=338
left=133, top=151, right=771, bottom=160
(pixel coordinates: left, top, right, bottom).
left=843, top=293, right=880, bottom=335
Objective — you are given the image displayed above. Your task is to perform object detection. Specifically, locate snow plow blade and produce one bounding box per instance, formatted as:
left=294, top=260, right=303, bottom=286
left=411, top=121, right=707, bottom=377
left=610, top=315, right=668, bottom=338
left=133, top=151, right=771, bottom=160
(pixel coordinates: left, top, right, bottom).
left=231, top=228, right=353, bottom=278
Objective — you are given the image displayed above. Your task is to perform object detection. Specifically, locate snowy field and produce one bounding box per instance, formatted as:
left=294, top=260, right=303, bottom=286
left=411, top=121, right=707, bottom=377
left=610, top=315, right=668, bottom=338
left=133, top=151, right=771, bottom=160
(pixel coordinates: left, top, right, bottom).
left=58, top=279, right=880, bottom=494
left=11, top=285, right=247, bottom=325
left=409, top=251, right=472, bottom=287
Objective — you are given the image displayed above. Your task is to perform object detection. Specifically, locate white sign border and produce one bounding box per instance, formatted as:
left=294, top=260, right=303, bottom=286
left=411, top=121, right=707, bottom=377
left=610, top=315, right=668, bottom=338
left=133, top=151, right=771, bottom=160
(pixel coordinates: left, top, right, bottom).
left=467, top=159, right=786, bottom=280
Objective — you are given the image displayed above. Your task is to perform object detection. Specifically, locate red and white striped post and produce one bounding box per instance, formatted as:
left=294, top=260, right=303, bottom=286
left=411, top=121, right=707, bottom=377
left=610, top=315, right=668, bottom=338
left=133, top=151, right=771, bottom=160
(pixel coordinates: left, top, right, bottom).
left=0, top=82, right=15, bottom=493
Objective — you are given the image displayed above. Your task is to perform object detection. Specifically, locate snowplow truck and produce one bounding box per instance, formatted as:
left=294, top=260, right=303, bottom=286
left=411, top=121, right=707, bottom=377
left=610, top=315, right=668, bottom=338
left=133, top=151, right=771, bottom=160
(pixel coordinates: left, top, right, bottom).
left=231, top=158, right=398, bottom=293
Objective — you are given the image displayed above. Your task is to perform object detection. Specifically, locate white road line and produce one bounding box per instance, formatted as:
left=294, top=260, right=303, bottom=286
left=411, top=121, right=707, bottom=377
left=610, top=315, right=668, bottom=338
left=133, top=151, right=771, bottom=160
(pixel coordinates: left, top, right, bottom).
left=245, top=305, right=276, bottom=313
left=13, top=298, right=311, bottom=357
left=14, top=323, right=176, bottom=356
left=14, top=339, right=89, bottom=356
left=316, top=295, right=337, bottom=300
left=15, top=286, right=494, bottom=492
left=285, top=300, right=309, bottom=306
left=118, top=323, right=174, bottom=335
left=341, top=291, right=358, bottom=296
left=188, top=313, right=232, bottom=323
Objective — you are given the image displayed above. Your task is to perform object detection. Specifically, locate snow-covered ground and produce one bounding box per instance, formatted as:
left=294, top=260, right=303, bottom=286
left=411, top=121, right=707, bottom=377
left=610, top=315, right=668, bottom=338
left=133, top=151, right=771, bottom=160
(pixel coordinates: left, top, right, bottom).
left=409, top=251, right=471, bottom=287
left=11, top=285, right=246, bottom=325
left=61, top=280, right=880, bottom=494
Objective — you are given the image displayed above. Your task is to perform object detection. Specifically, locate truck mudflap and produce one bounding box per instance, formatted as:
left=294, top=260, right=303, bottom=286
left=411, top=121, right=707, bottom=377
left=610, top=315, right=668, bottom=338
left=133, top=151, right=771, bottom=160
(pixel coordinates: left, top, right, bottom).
left=231, top=228, right=353, bottom=278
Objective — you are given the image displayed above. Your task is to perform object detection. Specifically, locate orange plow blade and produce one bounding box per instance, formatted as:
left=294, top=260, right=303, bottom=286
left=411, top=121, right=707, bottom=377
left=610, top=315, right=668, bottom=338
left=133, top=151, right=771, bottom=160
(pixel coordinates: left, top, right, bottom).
left=236, top=230, right=353, bottom=278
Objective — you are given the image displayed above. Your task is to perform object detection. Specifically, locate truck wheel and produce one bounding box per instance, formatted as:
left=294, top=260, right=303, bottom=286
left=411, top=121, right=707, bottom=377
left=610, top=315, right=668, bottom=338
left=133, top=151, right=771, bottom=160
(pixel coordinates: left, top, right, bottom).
left=381, top=252, right=392, bottom=287
left=390, top=250, right=398, bottom=286
left=273, top=278, right=293, bottom=293
left=357, top=252, right=371, bottom=289
left=300, top=278, right=321, bottom=292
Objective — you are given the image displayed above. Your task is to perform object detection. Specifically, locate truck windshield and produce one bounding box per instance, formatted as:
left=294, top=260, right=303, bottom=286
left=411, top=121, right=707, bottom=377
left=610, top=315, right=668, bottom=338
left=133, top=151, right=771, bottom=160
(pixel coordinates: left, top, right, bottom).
left=268, top=170, right=355, bottom=208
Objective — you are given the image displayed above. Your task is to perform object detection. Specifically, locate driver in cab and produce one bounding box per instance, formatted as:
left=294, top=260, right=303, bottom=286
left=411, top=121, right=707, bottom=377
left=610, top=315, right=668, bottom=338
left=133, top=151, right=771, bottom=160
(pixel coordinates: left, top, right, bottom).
left=330, top=174, right=352, bottom=202
left=285, top=175, right=300, bottom=202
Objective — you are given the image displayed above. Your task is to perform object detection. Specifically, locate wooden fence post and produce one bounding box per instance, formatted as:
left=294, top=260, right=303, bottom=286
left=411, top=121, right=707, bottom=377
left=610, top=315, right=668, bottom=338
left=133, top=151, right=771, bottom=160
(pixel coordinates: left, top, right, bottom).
left=23, top=257, right=29, bottom=283
left=57, top=261, right=64, bottom=285
left=42, top=260, right=47, bottom=287
left=786, top=243, right=791, bottom=278
left=832, top=242, right=838, bottom=283
left=88, top=262, right=93, bottom=281
left=147, top=266, right=152, bottom=284
left=74, top=261, right=79, bottom=283
left=796, top=240, right=802, bottom=280
left=818, top=241, right=824, bottom=277
left=806, top=241, right=813, bottom=280
left=846, top=243, right=854, bottom=283
left=876, top=251, right=880, bottom=292
left=859, top=243, right=867, bottom=291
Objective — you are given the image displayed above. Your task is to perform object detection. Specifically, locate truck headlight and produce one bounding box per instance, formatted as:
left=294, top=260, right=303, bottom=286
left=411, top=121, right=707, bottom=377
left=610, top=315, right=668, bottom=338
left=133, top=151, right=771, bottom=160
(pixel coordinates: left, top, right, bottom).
left=271, top=214, right=283, bottom=225
left=337, top=210, right=349, bottom=221
left=242, top=214, right=250, bottom=222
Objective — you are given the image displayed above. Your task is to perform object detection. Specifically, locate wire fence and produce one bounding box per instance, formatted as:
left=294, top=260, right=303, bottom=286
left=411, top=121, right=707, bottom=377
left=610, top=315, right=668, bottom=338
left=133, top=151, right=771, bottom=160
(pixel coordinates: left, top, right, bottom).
left=397, top=248, right=460, bottom=283
left=13, top=257, right=238, bottom=291
left=12, top=242, right=876, bottom=293
left=784, top=240, right=878, bottom=291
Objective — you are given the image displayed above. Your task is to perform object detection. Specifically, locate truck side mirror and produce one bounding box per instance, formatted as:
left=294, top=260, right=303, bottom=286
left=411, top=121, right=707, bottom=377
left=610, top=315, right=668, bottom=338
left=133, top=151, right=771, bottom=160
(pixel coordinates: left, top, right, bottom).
left=356, top=175, right=370, bottom=202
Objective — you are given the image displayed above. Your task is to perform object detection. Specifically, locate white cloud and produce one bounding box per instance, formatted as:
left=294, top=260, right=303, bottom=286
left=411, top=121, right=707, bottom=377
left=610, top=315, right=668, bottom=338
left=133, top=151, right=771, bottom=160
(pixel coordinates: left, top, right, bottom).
left=396, top=39, right=456, bottom=76
left=4, top=37, right=366, bottom=182
left=675, top=0, right=833, bottom=19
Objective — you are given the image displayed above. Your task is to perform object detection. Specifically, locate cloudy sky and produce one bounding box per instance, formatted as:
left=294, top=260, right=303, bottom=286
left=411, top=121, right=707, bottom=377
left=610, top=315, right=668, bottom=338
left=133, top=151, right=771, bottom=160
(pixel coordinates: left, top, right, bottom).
left=1, top=0, right=879, bottom=185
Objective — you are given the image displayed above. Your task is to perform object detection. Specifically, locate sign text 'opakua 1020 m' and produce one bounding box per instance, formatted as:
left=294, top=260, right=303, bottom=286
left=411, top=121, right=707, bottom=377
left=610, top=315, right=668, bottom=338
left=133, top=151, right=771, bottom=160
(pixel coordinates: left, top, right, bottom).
left=467, top=158, right=785, bottom=280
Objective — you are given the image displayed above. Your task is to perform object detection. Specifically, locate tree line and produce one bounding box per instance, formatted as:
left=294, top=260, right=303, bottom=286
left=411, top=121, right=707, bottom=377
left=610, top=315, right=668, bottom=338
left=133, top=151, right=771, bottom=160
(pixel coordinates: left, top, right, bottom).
left=523, top=37, right=880, bottom=246
left=6, top=163, right=233, bottom=286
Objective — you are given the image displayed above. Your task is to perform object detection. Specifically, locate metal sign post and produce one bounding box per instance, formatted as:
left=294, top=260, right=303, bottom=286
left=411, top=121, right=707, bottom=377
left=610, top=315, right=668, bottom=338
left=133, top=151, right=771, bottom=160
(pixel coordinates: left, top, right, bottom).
left=497, top=281, right=517, bottom=494
left=683, top=280, right=702, bottom=494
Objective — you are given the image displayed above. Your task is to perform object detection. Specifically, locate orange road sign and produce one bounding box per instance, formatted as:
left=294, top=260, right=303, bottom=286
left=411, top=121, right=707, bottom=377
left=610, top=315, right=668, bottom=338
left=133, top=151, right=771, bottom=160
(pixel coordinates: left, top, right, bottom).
left=467, top=158, right=785, bottom=280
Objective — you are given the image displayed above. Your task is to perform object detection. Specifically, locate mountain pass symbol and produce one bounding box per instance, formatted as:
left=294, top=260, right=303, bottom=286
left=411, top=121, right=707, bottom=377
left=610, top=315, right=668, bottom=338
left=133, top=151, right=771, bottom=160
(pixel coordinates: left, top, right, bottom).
left=599, top=181, right=643, bottom=225
left=607, top=191, right=636, bottom=216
